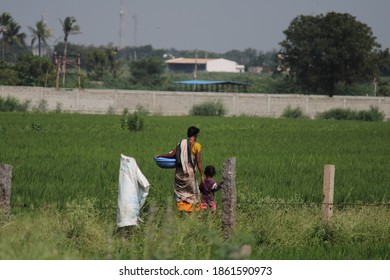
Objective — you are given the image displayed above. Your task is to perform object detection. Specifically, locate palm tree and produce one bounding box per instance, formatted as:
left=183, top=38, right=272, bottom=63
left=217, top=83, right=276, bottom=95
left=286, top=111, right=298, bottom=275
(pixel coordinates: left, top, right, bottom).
left=59, top=16, right=80, bottom=86
left=2, top=19, right=26, bottom=62
left=0, top=12, right=14, bottom=61
left=28, top=19, right=52, bottom=57
left=0, top=12, right=12, bottom=26
left=0, top=13, right=12, bottom=37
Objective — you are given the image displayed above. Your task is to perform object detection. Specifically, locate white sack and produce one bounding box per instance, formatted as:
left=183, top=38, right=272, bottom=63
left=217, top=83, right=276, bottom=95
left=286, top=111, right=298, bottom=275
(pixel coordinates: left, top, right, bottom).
left=116, top=154, right=150, bottom=227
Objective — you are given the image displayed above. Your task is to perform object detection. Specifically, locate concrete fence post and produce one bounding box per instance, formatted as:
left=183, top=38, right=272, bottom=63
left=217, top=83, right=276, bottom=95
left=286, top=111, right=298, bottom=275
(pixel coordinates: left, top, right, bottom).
left=0, top=163, right=13, bottom=221
left=322, top=164, right=335, bottom=222
left=221, top=157, right=236, bottom=240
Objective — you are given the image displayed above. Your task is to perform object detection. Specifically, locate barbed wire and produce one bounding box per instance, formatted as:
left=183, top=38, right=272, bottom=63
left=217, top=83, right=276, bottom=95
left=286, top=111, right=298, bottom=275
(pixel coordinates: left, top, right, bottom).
left=10, top=200, right=390, bottom=210
left=254, top=201, right=390, bottom=207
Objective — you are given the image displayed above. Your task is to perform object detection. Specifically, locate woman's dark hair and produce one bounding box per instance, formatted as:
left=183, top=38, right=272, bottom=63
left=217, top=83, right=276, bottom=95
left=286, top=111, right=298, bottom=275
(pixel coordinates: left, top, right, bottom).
left=204, top=165, right=216, bottom=177
left=187, top=126, right=200, bottom=138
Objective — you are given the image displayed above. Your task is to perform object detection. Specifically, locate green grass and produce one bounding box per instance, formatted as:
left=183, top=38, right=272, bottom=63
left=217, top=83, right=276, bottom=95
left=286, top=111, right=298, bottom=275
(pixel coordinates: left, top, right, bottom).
left=0, top=112, right=389, bottom=259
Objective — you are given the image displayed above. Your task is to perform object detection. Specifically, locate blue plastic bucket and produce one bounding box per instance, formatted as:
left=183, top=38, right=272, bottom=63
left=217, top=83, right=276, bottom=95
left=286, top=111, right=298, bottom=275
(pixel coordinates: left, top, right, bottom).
left=154, top=157, right=176, bottom=169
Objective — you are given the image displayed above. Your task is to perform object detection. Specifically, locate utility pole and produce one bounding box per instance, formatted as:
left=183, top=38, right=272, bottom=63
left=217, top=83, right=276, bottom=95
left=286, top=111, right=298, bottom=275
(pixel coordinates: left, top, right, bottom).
left=194, top=49, right=198, bottom=80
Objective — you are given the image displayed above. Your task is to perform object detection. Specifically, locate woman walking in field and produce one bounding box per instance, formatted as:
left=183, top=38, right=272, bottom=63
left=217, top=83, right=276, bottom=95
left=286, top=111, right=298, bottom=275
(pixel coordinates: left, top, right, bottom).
left=156, top=126, right=205, bottom=212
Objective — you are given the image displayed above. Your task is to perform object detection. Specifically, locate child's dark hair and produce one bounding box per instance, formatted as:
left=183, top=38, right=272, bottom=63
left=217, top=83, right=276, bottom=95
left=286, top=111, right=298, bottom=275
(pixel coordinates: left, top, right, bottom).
left=204, top=165, right=216, bottom=177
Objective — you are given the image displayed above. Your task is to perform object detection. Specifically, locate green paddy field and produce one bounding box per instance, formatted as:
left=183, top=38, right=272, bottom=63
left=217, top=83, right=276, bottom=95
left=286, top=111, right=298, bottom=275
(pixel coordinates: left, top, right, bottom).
left=0, top=113, right=389, bottom=259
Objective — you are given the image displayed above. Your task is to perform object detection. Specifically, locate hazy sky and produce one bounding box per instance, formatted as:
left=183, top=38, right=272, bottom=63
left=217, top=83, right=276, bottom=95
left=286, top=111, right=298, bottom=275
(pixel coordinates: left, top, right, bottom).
left=2, top=0, right=390, bottom=53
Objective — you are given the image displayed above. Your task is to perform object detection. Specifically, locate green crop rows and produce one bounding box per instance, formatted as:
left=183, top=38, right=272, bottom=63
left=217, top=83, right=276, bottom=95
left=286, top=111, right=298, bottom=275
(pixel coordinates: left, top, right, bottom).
left=0, top=113, right=389, bottom=259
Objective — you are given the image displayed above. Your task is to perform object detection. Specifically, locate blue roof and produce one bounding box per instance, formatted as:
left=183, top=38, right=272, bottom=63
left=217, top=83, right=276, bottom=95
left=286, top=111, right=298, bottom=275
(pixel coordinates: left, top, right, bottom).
left=173, top=80, right=253, bottom=86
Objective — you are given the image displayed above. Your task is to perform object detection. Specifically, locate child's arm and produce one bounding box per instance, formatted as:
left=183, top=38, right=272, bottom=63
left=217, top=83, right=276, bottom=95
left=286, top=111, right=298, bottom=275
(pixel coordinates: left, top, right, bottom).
left=211, top=180, right=223, bottom=192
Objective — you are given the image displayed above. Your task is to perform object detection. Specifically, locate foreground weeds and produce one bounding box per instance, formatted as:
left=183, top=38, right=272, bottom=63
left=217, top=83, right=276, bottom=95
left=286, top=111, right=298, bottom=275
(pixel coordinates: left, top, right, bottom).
left=0, top=198, right=388, bottom=260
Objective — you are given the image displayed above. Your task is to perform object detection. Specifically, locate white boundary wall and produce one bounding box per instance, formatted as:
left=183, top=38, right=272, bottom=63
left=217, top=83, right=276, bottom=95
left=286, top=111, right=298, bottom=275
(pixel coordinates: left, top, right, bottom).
left=1, top=86, right=390, bottom=120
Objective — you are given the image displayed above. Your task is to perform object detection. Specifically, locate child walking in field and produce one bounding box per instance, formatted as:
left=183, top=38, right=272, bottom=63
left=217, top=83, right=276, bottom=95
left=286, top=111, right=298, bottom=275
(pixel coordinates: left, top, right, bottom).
left=199, top=165, right=223, bottom=214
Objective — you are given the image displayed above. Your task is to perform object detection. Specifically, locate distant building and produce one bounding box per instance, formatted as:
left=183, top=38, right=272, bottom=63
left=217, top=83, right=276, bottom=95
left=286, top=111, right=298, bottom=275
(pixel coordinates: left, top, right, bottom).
left=248, top=66, right=264, bottom=74
left=173, top=79, right=253, bottom=92
left=166, top=57, right=244, bottom=73
left=31, top=46, right=51, bottom=57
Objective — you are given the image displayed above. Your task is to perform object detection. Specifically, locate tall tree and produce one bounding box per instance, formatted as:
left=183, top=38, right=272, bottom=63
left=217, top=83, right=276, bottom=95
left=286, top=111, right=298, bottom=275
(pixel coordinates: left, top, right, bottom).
left=279, top=12, right=383, bottom=97
left=106, top=47, right=123, bottom=78
left=0, top=12, right=26, bottom=62
left=59, top=16, right=80, bottom=86
left=15, top=53, right=53, bottom=86
left=86, top=48, right=108, bottom=80
left=129, top=57, right=165, bottom=87
left=0, top=13, right=12, bottom=61
left=28, top=19, right=53, bottom=57
left=0, top=12, right=12, bottom=27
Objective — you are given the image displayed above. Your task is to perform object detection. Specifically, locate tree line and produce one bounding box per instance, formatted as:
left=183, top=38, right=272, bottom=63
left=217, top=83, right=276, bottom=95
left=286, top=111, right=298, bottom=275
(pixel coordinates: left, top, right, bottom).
left=1, top=11, right=389, bottom=96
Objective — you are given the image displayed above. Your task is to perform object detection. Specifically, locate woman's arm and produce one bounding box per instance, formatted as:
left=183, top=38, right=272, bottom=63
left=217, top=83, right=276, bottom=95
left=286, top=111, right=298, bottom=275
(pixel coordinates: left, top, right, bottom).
left=156, top=147, right=176, bottom=158
left=196, top=151, right=205, bottom=183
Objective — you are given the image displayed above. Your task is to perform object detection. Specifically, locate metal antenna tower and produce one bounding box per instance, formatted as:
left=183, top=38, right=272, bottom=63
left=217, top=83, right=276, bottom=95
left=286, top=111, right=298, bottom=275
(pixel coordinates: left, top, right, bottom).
left=132, top=14, right=138, bottom=60
left=119, top=0, right=124, bottom=48
left=41, top=12, right=47, bottom=24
